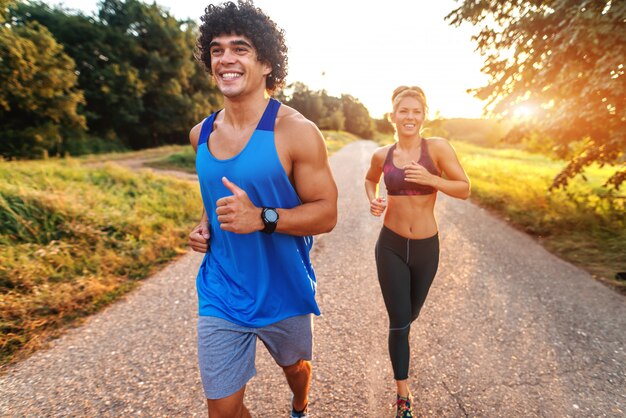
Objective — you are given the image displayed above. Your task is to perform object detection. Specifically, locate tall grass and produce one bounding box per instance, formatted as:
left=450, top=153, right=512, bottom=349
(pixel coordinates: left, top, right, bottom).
left=0, top=159, right=201, bottom=365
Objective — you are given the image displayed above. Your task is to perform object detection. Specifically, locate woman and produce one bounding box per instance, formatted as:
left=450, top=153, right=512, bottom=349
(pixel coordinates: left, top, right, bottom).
left=365, top=86, right=470, bottom=417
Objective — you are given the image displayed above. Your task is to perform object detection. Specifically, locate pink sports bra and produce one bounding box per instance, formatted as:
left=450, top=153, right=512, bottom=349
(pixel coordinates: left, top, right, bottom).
left=383, top=141, right=441, bottom=196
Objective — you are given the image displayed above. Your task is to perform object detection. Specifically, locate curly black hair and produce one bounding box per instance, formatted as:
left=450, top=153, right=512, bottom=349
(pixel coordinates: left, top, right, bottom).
left=196, top=0, right=288, bottom=92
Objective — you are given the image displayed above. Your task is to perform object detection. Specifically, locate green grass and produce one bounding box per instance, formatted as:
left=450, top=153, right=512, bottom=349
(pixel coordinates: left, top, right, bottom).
left=0, top=158, right=201, bottom=366
left=452, top=141, right=625, bottom=290
left=322, top=130, right=360, bottom=155
left=145, top=147, right=197, bottom=173
left=78, top=144, right=189, bottom=163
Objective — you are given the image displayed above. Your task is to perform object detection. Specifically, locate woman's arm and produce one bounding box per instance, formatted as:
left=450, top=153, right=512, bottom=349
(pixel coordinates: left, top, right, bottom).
left=365, top=148, right=388, bottom=216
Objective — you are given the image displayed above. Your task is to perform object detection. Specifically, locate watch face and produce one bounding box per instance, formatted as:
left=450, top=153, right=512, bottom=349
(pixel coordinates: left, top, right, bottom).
left=264, top=208, right=278, bottom=223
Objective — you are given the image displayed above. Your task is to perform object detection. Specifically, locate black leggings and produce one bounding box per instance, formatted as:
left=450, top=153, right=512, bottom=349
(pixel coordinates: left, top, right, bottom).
left=375, top=225, right=439, bottom=380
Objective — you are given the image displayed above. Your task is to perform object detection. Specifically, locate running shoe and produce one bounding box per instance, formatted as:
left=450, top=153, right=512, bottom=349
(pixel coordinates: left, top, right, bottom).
left=290, top=395, right=308, bottom=418
left=396, top=394, right=413, bottom=418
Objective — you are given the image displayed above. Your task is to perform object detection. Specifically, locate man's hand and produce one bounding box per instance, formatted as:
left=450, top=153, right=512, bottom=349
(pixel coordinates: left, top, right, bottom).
left=189, top=221, right=210, bottom=253
left=216, top=177, right=263, bottom=234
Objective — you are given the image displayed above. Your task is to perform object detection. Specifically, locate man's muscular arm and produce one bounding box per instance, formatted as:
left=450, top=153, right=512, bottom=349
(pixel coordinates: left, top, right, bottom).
left=274, top=115, right=338, bottom=235
left=188, top=121, right=210, bottom=253
left=216, top=112, right=338, bottom=236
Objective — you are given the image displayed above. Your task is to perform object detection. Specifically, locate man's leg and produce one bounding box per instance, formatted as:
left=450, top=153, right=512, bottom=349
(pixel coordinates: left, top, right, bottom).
left=282, top=359, right=312, bottom=411
left=258, top=315, right=313, bottom=413
left=207, top=386, right=251, bottom=418
left=198, top=316, right=258, bottom=417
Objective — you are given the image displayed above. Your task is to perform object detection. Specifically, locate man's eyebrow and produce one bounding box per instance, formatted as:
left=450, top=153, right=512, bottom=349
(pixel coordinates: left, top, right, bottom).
left=230, top=39, right=253, bottom=48
left=209, top=39, right=253, bottom=49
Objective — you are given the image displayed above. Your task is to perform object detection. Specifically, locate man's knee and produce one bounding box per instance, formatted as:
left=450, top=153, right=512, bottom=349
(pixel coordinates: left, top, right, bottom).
left=207, top=401, right=245, bottom=418
left=207, top=386, right=248, bottom=418
left=282, top=359, right=311, bottom=377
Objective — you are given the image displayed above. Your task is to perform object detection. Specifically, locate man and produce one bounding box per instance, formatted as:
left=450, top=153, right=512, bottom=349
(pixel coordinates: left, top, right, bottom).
left=188, top=1, right=338, bottom=417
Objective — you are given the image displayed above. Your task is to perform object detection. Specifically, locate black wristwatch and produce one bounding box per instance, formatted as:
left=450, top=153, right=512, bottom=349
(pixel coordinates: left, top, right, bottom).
left=261, top=207, right=279, bottom=234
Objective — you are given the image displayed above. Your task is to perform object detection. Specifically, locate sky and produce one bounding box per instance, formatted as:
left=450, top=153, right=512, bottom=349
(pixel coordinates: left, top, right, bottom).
left=50, top=0, right=489, bottom=119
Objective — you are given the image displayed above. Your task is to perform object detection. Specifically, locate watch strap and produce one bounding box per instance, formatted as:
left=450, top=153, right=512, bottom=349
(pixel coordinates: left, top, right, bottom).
left=261, top=207, right=278, bottom=234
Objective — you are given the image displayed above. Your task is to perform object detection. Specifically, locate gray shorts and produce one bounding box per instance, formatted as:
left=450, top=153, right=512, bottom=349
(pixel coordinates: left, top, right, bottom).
left=197, top=314, right=313, bottom=399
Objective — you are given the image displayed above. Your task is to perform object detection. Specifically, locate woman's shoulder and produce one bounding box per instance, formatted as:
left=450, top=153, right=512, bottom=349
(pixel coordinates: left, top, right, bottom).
left=367, top=143, right=393, bottom=169
left=424, top=137, right=460, bottom=163
left=424, top=136, right=449, bottom=146
left=424, top=137, right=453, bottom=152
left=373, top=143, right=393, bottom=159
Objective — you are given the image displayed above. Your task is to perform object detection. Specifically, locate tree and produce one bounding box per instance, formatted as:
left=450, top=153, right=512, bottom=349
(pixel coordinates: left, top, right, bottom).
left=318, top=90, right=345, bottom=130
left=97, top=0, right=223, bottom=148
left=0, top=2, right=86, bottom=158
left=341, top=94, right=374, bottom=139
left=11, top=1, right=221, bottom=152
left=447, top=0, right=625, bottom=190
left=374, top=116, right=394, bottom=135
left=281, top=82, right=325, bottom=125
left=319, top=109, right=345, bottom=131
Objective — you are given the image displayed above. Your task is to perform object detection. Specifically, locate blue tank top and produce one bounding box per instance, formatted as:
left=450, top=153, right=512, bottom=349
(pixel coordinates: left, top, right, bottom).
left=195, top=98, right=320, bottom=327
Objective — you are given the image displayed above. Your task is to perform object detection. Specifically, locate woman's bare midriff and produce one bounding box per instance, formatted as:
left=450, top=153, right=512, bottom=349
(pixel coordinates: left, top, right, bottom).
left=383, top=194, right=438, bottom=239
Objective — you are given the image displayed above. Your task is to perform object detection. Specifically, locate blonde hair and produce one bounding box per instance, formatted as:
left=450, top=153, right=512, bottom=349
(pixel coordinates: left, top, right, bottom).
left=391, top=85, right=428, bottom=115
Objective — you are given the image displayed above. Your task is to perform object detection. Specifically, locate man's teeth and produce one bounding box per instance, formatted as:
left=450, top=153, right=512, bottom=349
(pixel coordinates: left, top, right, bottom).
left=222, top=73, right=241, bottom=79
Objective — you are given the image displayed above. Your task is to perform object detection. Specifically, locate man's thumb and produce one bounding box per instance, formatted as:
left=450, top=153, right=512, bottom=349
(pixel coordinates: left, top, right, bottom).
left=200, top=222, right=210, bottom=239
left=222, top=176, right=242, bottom=194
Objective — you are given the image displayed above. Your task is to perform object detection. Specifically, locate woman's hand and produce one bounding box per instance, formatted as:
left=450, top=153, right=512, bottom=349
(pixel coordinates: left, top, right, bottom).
left=403, top=161, right=436, bottom=187
left=370, top=197, right=387, bottom=217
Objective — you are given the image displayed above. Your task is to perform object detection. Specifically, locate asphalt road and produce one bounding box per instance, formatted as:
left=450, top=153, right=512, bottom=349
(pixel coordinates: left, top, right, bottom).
left=1, top=140, right=625, bottom=417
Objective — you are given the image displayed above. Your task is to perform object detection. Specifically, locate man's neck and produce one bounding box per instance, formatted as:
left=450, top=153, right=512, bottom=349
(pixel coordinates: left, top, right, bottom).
left=222, top=90, right=270, bottom=130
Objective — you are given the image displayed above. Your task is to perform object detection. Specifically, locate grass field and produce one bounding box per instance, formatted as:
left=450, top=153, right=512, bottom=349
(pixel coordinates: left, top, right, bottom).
left=0, top=159, right=201, bottom=366
left=76, top=145, right=188, bottom=164
left=452, top=141, right=625, bottom=290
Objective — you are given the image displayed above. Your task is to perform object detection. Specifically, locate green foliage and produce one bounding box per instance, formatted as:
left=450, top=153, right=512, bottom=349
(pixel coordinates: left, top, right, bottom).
left=277, top=83, right=374, bottom=138
left=11, top=2, right=144, bottom=144
left=447, top=0, right=626, bottom=190
left=319, top=109, right=345, bottom=131
left=318, top=91, right=345, bottom=130
left=341, top=94, right=374, bottom=139
left=0, top=0, right=14, bottom=20
left=97, top=0, right=221, bottom=147
left=0, top=158, right=201, bottom=364
left=0, top=7, right=86, bottom=158
left=374, top=117, right=394, bottom=135
left=4, top=0, right=222, bottom=158
left=281, top=82, right=325, bottom=125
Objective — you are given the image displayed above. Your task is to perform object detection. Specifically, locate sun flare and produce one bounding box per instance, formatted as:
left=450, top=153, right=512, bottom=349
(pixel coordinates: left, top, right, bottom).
left=512, top=104, right=536, bottom=119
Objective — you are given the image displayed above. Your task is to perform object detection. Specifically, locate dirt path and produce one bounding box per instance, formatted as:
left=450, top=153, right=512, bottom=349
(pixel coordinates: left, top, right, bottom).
left=2, top=141, right=625, bottom=417
left=86, top=154, right=198, bottom=181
